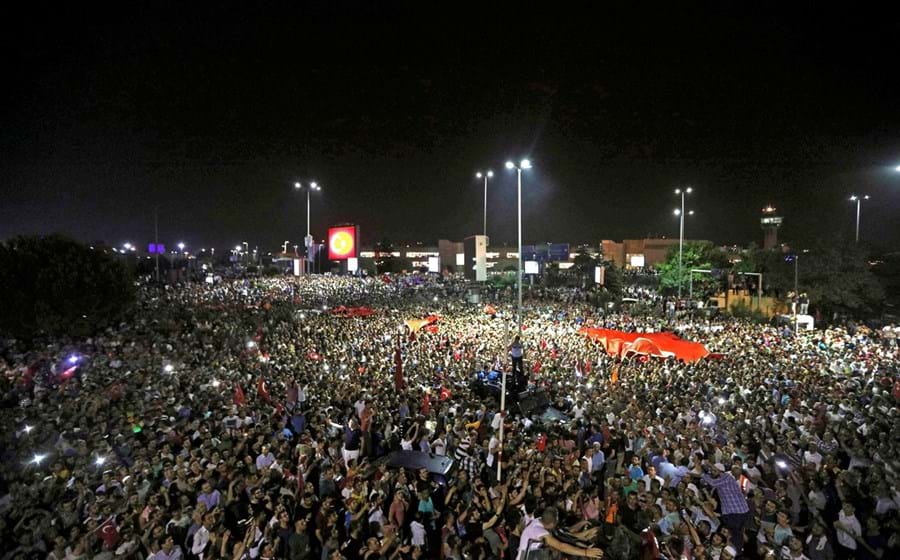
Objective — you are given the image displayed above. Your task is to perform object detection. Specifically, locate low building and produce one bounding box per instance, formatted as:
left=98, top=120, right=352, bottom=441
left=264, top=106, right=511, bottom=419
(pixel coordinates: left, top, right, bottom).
left=601, top=238, right=703, bottom=269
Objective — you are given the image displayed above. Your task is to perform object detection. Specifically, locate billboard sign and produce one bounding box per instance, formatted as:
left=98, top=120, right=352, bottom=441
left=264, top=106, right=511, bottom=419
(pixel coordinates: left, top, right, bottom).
left=524, top=260, right=540, bottom=275
left=328, top=226, right=357, bottom=260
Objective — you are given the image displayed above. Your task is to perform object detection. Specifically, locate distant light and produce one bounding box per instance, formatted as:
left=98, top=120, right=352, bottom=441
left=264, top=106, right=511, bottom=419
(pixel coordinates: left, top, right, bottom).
left=849, top=195, right=857, bottom=201
left=311, top=182, right=318, bottom=190
left=123, top=243, right=133, bottom=250
left=675, top=188, right=681, bottom=194
left=23, top=425, right=33, bottom=434
left=686, top=187, right=693, bottom=193
left=688, top=210, right=695, bottom=215
left=68, top=355, right=79, bottom=364
left=163, top=364, right=174, bottom=373
left=487, top=170, right=493, bottom=177
left=177, top=242, right=185, bottom=251
left=895, top=165, right=900, bottom=172
left=294, top=182, right=301, bottom=189
left=31, top=453, right=46, bottom=465
left=505, top=161, right=515, bottom=169
left=235, top=245, right=242, bottom=252
left=95, top=456, right=106, bottom=467
left=674, top=209, right=681, bottom=216
left=476, top=172, right=482, bottom=178
left=246, top=341, right=257, bottom=349
left=212, top=379, right=220, bottom=388
left=864, top=195, right=870, bottom=200
left=520, top=159, right=532, bottom=169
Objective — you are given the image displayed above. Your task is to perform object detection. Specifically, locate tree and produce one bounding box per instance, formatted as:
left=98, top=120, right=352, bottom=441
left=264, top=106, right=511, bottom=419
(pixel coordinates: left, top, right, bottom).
left=657, top=241, right=727, bottom=297
left=796, top=241, right=884, bottom=319
left=0, top=235, right=136, bottom=341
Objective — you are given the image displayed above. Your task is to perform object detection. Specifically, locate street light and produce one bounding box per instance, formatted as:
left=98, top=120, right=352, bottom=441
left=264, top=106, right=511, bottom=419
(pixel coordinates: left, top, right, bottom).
left=177, top=242, right=186, bottom=252
left=500, top=157, right=532, bottom=481
left=294, top=181, right=322, bottom=273
left=475, top=170, right=494, bottom=237
left=849, top=195, right=870, bottom=242
left=674, top=187, right=693, bottom=298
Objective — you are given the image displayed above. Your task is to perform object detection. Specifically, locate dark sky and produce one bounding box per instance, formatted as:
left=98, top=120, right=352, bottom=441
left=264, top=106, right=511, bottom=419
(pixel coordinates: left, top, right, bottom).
left=3, top=4, right=899, bottom=252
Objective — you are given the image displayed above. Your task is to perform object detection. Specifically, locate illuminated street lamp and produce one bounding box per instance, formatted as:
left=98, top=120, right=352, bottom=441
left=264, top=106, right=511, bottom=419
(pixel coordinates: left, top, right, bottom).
left=294, top=181, right=322, bottom=273
left=674, top=187, right=693, bottom=298
left=177, top=242, right=186, bottom=252
left=849, top=194, right=870, bottom=242
left=501, top=158, right=531, bottom=481
left=475, top=170, right=494, bottom=238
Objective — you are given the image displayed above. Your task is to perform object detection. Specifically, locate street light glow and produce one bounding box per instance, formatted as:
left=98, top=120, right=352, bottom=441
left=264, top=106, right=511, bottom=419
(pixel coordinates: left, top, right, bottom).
left=23, top=425, right=33, bottom=433
left=31, top=453, right=46, bottom=465
left=177, top=242, right=185, bottom=251
left=505, top=161, right=515, bottom=169
left=674, top=209, right=681, bottom=216
left=294, top=182, right=301, bottom=189
left=686, top=187, right=693, bottom=193
left=487, top=170, right=493, bottom=177
left=95, top=456, right=106, bottom=467
left=476, top=172, right=482, bottom=178
left=520, top=159, right=532, bottom=169
left=163, top=364, right=174, bottom=373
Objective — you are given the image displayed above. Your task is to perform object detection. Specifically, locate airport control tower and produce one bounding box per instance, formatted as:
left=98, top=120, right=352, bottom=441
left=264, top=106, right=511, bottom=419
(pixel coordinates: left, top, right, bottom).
left=760, top=205, right=783, bottom=250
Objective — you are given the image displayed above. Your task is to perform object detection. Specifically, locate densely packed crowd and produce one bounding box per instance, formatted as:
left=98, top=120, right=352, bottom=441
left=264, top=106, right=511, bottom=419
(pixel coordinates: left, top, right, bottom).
left=1, top=275, right=898, bottom=560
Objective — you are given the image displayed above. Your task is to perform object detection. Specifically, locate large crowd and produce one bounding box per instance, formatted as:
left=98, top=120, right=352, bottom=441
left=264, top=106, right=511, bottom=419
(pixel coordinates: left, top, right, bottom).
left=1, top=275, right=898, bottom=560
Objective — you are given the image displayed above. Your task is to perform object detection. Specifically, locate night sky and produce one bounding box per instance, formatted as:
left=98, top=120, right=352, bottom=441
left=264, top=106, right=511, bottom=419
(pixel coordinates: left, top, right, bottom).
left=3, top=5, right=899, bottom=252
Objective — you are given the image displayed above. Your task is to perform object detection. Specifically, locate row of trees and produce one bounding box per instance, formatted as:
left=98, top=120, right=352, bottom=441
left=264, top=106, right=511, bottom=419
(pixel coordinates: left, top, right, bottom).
left=656, top=239, right=887, bottom=318
left=0, top=235, right=136, bottom=341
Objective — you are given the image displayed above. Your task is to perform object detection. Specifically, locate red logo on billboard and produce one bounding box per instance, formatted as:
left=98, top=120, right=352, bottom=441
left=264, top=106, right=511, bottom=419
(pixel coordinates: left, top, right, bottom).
left=328, top=226, right=356, bottom=260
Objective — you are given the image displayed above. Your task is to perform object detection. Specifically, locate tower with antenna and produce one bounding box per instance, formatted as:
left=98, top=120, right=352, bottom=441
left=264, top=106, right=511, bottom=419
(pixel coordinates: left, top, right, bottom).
left=760, top=205, right=783, bottom=249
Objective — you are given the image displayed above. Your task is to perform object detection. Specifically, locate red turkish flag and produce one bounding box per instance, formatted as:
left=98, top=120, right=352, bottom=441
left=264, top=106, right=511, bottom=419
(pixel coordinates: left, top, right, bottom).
left=257, top=377, right=271, bottom=403
left=234, top=385, right=246, bottom=407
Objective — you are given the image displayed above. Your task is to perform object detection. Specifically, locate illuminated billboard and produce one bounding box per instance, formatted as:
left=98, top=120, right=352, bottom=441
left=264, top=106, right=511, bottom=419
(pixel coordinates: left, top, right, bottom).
left=328, top=226, right=358, bottom=260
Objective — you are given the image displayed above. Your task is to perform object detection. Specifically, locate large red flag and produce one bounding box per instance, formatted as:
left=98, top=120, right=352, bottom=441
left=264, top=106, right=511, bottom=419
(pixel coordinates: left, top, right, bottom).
left=257, top=377, right=271, bottom=403
left=234, top=385, right=246, bottom=407
left=394, top=346, right=405, bottom=391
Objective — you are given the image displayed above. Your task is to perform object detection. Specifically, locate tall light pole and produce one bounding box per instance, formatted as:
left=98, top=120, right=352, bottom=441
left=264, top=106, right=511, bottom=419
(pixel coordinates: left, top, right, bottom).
left=294, top=181, right=322, bottom=273
left=849, top=194, right=869, bottom=243
left=674, top=187, right=693, bottom=299
left=475, top=170, right=493, bottom=238
left=499, top=158, right=531, bottom=481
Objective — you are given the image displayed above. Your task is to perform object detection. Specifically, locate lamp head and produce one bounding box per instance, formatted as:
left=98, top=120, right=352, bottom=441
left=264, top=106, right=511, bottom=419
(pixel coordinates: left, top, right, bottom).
left=487, top=170, right=493, bottom=178
left=520, top=159, right=532, bottom=169
left=674, top=209, right=681, bottom=216
left=294, top=182, right=301, bottom=189
left=686, top=187, right=693, bottom=193
left=476, top=172, right=482, bottom=179
left=505, top=161, right=515, bottom=170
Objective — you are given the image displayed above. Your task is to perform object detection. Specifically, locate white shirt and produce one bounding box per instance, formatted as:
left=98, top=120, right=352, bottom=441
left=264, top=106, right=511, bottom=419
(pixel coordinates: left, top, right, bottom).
left=835, top=511, right=860, bottom=550
left=432, top=437, right=446, bottom=456
left=517, top=519, right=550, bottom=560
left=411, top=520, right=426, bottom=546
left=191, top=526, right=210, bottom=558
